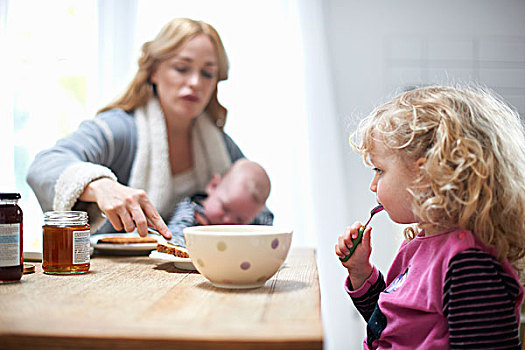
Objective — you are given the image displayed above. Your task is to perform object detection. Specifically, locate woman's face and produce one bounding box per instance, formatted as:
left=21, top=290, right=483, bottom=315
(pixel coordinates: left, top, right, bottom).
left=151, top=34, right=219, bottom=121
left=368, top=139, right=419, bottom=224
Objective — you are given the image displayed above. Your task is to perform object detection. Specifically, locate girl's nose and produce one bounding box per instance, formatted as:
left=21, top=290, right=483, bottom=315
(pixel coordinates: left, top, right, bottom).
left=369, top=176, right=378, bottom=193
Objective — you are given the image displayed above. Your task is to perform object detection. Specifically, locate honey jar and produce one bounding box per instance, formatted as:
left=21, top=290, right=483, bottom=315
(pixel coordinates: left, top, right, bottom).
left=42, top=211, right=90, bottom=274
left=0, top=193, right=23, bottom=283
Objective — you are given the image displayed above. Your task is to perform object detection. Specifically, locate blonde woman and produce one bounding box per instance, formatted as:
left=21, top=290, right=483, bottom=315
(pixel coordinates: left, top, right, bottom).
left=27, top=18, right=272, bottom=239
left=335, top=85, right=525, bottom=349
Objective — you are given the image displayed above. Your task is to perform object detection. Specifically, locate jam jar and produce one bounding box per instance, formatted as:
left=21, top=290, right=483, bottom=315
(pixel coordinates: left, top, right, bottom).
left=0, top=193, right=23, bottom=283
left=42, top=211, right=90, bottom=274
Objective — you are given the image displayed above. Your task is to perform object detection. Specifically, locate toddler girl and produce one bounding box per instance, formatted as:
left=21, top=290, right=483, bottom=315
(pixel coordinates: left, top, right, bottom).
left=335, top=85, right=525, bottom=349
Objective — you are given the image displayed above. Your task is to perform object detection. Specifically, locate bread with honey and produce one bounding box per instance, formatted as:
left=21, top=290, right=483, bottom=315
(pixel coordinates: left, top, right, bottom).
left=156, top=242, right=190, bottom=258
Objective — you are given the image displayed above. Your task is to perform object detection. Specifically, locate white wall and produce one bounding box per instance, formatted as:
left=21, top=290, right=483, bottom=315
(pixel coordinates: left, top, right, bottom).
left=320, top=1, right=525, bottom=349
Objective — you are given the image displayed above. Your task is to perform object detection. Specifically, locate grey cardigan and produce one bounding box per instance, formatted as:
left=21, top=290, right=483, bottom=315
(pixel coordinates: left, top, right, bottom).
left=27, top=108, right=271, bottom=232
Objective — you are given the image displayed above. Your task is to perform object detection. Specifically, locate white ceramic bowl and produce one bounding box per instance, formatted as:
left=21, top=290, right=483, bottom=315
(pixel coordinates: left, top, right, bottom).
left=183, top=225, right=293, bottom=289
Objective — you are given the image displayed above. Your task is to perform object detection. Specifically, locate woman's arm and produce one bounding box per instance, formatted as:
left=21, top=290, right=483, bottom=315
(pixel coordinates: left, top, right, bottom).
left=443, top=248, right=522, bottom=349
left=26, top=113, right=128, bottom=214
left=26, top=110, right=171, bottom=238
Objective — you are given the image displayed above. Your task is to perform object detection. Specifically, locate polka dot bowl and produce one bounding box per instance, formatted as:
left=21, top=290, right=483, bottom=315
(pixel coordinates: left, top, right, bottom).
left=183, top=225, right=293, bottom=289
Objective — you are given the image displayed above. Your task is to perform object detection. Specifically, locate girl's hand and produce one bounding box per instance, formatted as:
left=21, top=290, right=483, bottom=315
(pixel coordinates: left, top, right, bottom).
left=80, top=178, right=172, bottom=239
left=335, top=221, right=373, bottom=289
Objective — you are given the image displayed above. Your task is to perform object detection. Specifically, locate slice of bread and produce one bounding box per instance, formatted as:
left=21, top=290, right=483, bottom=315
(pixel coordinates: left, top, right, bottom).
left=156, top=242, right=190, bottom=258
left=98, top=236, right=158, bottom=244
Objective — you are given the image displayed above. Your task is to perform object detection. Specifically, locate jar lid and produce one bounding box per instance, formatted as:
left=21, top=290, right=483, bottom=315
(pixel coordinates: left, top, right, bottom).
left=44, top=211, right=89, bottom=226
left=0, top=193, right=21, bottom=200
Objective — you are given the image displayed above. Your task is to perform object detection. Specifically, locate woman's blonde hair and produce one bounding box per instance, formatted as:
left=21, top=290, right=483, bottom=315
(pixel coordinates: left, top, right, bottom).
left=352, top=85, right=525, bottom=266
left=98, top=18, right=229, bottom=128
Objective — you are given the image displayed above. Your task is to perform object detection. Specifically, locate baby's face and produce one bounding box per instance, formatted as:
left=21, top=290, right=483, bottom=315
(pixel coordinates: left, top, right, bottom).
left=203, top=182, right=263, bottom=225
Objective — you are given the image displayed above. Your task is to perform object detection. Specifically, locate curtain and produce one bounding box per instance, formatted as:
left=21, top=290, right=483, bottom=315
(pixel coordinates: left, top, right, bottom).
left=0, top=0, right=14, bottom=189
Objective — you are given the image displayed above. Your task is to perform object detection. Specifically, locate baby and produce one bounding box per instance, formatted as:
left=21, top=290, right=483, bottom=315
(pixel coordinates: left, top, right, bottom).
left=167, top=158, right=273, bottom=247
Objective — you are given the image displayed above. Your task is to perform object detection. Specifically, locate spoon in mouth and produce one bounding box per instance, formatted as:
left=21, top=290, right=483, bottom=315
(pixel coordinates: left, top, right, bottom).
left=339, top=204, right=384, bottom=262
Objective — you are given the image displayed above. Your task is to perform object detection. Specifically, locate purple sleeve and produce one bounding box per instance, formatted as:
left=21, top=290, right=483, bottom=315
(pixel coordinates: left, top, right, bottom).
left=443, top=248, right=522, bottom=349
left=345, top=267, right=386, bottom=321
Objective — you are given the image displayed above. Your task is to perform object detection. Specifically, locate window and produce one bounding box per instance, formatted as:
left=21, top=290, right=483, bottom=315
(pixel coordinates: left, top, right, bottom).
left=1, top=0, right=98, bottom=250
left=1, top=0, right=319, bottom=253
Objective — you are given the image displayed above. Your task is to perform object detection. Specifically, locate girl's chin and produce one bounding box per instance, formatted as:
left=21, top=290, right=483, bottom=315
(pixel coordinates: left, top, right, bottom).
left=392, top=219, right=418, bottom=225
left=386, top=213, right=417, bottom=225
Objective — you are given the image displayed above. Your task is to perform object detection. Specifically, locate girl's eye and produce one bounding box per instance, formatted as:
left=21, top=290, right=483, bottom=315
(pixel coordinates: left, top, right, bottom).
left=373, top=167, right=383, bottom=175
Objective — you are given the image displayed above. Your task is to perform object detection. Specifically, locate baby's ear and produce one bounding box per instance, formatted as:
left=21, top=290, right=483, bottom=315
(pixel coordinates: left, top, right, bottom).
left=205, top=173, right=222, bottom=194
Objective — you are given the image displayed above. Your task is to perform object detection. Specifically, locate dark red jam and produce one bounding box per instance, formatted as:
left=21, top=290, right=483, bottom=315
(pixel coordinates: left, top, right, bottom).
left=0, top=193, right=23, bottom=283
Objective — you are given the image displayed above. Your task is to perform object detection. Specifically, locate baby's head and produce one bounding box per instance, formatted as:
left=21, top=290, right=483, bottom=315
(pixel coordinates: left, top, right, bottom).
left=352, top=85, right=525, bottom=262
left=202, top=159, right=271, bottom=225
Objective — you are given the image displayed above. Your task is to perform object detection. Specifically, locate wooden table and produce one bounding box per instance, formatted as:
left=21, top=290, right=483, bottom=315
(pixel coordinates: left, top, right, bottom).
left=0, top=248, right=323, bottom=350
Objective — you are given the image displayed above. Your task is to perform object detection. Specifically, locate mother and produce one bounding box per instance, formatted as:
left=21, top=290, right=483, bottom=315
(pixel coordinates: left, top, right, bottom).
left=27, top=18, right=272, bottom=239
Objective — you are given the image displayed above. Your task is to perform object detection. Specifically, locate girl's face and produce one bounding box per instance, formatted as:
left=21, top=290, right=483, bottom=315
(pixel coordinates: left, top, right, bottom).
left=151, top=34, right=219, bottom=122
left=368, top=139, right=420, bottom=224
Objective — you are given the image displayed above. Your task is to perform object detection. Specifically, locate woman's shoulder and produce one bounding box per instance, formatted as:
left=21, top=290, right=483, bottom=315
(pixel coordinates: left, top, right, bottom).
left=93, top=108, right=137, bottom=138
left=96, top=108, right=136, bottom=127
left=221, top=131, right=245, bottom=161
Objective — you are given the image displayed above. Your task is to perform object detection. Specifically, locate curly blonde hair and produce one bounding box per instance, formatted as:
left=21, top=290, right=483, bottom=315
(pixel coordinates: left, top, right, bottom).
left=98, top=18, right=229, bottom=128
left=352, top=85, right=525, bottom=266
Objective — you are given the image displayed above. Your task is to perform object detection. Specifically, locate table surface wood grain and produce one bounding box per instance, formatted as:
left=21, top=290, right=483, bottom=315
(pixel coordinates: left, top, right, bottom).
left=0, top=248, right=323, bottom=350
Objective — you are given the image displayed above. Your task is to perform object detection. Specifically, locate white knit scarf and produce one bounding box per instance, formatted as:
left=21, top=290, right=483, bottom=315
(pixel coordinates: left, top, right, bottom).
left=129, top=98, right=231, bottom=218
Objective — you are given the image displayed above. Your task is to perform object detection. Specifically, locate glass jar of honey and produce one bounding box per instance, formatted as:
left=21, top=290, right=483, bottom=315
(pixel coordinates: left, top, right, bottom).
left=0, top=193, right=23, bottom=283
left=42, top=211, right=90, bottom=274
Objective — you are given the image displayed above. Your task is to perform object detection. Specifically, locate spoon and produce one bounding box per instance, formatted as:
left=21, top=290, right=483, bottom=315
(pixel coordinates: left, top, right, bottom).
left=339, top=204, right=384, bottom=262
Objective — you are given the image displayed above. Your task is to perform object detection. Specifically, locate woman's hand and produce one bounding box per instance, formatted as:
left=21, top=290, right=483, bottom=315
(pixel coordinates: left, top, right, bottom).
left=80, top=178, right=172, bottom=239
left=335, top=221, right=373, bottom=289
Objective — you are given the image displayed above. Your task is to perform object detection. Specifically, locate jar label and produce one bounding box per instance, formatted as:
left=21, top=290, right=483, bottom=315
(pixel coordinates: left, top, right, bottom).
left=0, top=223, right=20, bottom=267
left=73, top=230, right=90, bottom=264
